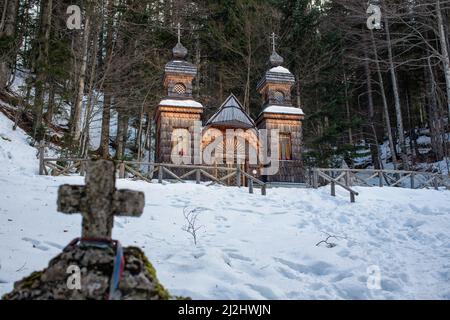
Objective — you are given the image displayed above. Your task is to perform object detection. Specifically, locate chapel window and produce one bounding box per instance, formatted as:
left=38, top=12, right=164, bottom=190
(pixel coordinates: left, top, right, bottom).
left=279, top=133, right=292, bottom=160
left=274, top=91, right=285, bottom=104
left=173, top=83, right=186, bottom=95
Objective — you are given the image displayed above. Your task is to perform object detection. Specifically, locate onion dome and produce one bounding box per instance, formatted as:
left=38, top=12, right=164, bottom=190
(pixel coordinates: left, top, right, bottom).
left=172, top=42, right=188, bottom=60
left=269, top=50, right=284, bottom=67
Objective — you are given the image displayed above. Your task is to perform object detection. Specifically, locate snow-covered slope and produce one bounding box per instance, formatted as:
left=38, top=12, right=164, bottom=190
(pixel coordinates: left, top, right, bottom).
left=1, top=112, right=450, bottom=299
left=0, top=111, right=37, bottom=176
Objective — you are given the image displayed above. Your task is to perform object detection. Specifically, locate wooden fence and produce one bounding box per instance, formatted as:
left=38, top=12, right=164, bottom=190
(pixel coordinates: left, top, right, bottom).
left=309, top=168, right=450, bottom=203
left=39, top=154, right=267, bottom=195
left=38, top=146, right=450, bottom=203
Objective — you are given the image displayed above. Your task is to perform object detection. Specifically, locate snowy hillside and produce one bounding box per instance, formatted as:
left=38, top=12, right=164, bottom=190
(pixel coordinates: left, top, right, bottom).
left=1, top=112, right=450, bottom=299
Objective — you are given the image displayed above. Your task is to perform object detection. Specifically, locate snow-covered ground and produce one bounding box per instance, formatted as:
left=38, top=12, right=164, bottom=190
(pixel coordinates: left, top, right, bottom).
left=1, top=112, right=450, bottom=299
left=353, top=135, right=450, bottom=175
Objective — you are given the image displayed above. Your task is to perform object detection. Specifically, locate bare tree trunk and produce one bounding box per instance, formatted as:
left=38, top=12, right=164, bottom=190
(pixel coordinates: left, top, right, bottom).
left=99, top=95, right=112, bottom=158
left=219, top=68, right=224, bottom=102
left=244, top=30, right=251, bottom=114
left=436, top=0, right=450, bottom=120
left=364, top=50, right=381, bottom=169
left=32, top=0, right=53, bottom=140
left=244, top=54, right=251, bottom=114
left=195, top=35, right=201, bottom=97
left=136, top=86, right=152, bottom=162
left=427, top=57, right=445, bottom=160
left=296, top=73, right=302, bottom=108
left=116, top=111, right=124, bottom=160
left=80, top=22, right=100, bottom=157
left=371, top=31, right=398, bottom=169
left=44, top=83, right=55, bottom=123
left=145, top=113, right=153, bottom=167
left=405, top=83, right=417, bottom=164
left=71, top=3, right=91, bottom=145
left=0, top=0, right=18, bottom=92
left=97, top=0, right=114, bottom=158
left=0, top=0, right=9, bottom=31
left=136, top=108, right=145, bottom=162
left=343, top=71, right=353, bottom=145
left=116, top=110, right=128, bottom=160
left=384, top=13, right=409, bottom=169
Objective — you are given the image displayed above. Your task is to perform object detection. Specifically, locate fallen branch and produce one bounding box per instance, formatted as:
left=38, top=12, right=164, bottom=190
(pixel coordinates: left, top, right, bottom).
left=315, top=232, right=347, bottom=248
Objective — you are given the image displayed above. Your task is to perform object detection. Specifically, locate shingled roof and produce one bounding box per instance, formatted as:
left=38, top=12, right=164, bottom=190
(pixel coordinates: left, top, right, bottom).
left=164, top=40, right=197, bottom=76
left=165, top=60, right=197, bottom=76
left=256, top=66, right=295, bottom=91
left=206, top=94, right=256, bottom=129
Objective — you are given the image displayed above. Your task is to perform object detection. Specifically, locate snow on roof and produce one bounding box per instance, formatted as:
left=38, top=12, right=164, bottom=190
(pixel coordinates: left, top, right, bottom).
left=159, top=99, right=203, bottom=108
left=269, top=66, right=292, bottom=74
left=263, top=105, right=304, bottom=115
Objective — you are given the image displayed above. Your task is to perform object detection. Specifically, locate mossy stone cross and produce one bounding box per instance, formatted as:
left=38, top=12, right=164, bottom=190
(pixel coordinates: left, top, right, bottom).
left=57, top=160, right=145, bottom=239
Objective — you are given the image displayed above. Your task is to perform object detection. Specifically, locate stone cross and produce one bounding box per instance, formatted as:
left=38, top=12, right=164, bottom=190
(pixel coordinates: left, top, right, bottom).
left=57, top=160, right=145, bottom=239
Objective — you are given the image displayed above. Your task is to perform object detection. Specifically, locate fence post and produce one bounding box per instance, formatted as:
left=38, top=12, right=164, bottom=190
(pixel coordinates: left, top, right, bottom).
left=119, top=162, right=125, bottom=179
left=350, top=192, right=355, bottom=203
left=345, top=171, right=350, bottom=187
left=236, top=166, right=241, bottom=187
left=261, top=183, right=267, bottom=196
left=331, top=181, right=336, bottom=196
left=196, top=169, right=201, bottom=184
left=410, top=173, right=415, bottom=189
left=434, top=175, right=439, bottom=190
left=158, top=165, right=163, bottom=183
left=248, top=178, right=254, bottom=194
left=313, top=169, right=319, bottom=189
left=38, top=141, right=45, bottom=175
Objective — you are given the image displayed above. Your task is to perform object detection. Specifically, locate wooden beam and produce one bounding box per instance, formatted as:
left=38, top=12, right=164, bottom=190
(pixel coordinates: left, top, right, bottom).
left=391, top=173, right=412, bottom=187
left=163, top=167, right=186, bottom=183
left=124, top=164, right=152, bottom=183
left=351, top=174, right=372, bottom=187
left=199, top=169, right=226, bottom=186
left=179, top=169, right=197, bottom=180
left=53, top=162, right=80, bottom=177
left=241, top=171, right=265, bottom=186
left=219, top=171, right=237, bottom=183
left=316, top=171, right=358, bottom=200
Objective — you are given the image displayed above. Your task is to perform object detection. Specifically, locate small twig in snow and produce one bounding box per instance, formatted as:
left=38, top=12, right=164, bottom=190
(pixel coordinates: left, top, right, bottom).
left=182, top=207, right=204, bottom=246
left=316, top=232, right=346, bottom=248
left=16, top=261, right=27, bottom=272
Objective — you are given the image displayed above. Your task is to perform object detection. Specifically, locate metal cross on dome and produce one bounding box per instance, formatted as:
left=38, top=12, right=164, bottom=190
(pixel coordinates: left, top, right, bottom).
left=177, top=22, right=181, bottom=43
left=271, top=32, right=277, bottom=52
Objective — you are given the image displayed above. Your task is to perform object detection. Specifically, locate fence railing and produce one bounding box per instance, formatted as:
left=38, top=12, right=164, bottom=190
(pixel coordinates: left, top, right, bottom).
left=310, top=167, right=450, bottom=203
left=38, top=147, right=450, bottom=203
left=311, top=169, right=359, bottom=203
left=39, top=155, right=268, bottom=196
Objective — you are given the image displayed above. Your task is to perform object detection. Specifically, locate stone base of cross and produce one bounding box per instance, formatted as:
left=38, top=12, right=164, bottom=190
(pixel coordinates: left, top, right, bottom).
left=57, top=160, right=145, bottom=240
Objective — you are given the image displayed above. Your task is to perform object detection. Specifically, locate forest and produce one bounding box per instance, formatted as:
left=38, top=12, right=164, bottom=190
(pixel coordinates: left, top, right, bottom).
left=0, top=0, right=449, bottom=172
